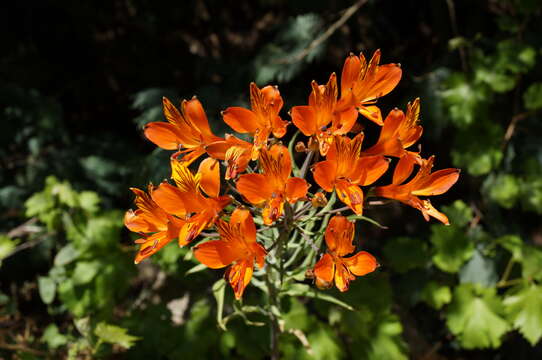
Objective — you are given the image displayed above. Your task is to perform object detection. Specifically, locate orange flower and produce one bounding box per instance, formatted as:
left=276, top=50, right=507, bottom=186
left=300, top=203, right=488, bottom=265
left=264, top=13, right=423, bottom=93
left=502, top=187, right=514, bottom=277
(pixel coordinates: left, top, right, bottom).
left=236, top=144, right=308, bottom=225
left=312, top=134, right=389, bottom=215
left=124, top=186, right=184, bottom=264
left=205, top=134, right=253, bottom=180
left=144, top=97, right=222, bottom=164
left=362, top=98, right=423, bottom=158
left=194, top=208, right=266, bottom=299
left=291, top=73, right=358, bottom=155
left=313, top=215, right=378, bottom=292
left=222, top=83, right=288, bottom=160
left=375, top=156, right=460, bottom=224
left=152, top=158, right=231, bottom=245
left=337, top=50, right=402, bottom=126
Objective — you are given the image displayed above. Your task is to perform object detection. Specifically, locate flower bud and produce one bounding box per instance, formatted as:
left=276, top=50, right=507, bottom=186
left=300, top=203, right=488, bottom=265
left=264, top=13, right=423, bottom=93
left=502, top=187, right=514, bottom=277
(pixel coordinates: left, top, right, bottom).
left=295, top=141, right=307, bottom=153
left=311, top=192, right=328, bottom=208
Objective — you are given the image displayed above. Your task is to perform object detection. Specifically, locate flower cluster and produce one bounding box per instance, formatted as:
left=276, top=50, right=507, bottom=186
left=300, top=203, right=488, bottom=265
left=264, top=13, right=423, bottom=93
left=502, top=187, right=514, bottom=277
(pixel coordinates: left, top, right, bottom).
left=125, top=50, right=460, bottom=299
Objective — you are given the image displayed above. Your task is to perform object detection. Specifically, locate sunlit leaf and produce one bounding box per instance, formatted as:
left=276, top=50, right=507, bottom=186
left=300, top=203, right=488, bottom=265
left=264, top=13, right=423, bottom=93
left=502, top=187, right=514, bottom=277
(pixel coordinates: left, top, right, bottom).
left=94, top=322, right=140, bottom=349
left=504, top=283, right=542, bottom=346
left=446, top=284, right=509, bottom=349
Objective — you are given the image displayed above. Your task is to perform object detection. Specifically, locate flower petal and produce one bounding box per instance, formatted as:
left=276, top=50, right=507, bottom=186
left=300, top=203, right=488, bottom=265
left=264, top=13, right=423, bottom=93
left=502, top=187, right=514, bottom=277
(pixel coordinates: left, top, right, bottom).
left=353, top=155, right=390, bottom=186
left=412, top=168, right=460, bottom=196
left=222, top=107, right=259, bottom=134
left=312, top=160, right=337, bottom=192
left=198, top=157, right=220, bottom=198
left=226, top=259, right=254, bottom=300
left=151, top=182, right=187, bottom=217
left=314, top=253, right=335, bottom=283
left=291, top=106, right=318, bottom=136
left=358, top=105, right=383, bottom=126
left=236, top=173, right=273, bottom=204
left=343, top=251, right=378, bottom=276
left=144, top=122, right=183, bottom=150
left=325, top=215, right=355, bottom=256
left=335, top=180, right=364, bottom=215
left=134, top=231, right=173, bottom=264
left=194, top=239, right=240, bottom=269
left=285, top=177, right=309, bottom=204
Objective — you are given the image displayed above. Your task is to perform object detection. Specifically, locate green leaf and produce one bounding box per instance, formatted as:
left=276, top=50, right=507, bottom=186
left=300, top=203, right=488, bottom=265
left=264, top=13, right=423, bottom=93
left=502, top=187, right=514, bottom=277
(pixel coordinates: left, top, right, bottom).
left=496, top=235, right=523, bottom=261
left=38, top=276, right=56, bottom=304
left=483, top=174, right=520, bottom=209
left=303, top=324, right=343, bottom=360
left=212, top=279, right=227, bottom=330
left=420, top=281, right=451, bottom=310
left=441, top=200, right=473, bottom=227
left=383, top=237, right=428, bottom=273
left=365, top=313, right=408, bottom=360
left=0, top=235, right=19, bottom=262
left=283, top=298, right=311, bottom=332
left=72, top=260, right=100, bottom=285
left=430, top=225, right=474, bottom=273
left=459, top=248, right=498, bottom=287
left=440, top=72, right=487, bottom=128
left=524, top=82, right=542, bottom=110
left=78, top=191, right=100, bottom=213
left=94, top=322, right=140, bottom=349
left=520, top=177, right=542, bottom=214
left=446, top=284, right=509, bottom=349
left=54, top=244, right=80, bottom=266
left=41, top=324, right=68, bottom=349
left=504, top=283, right=542, bottom=345
left=451, top=121, right=503, bottom=176
left=521, top=245, right=542, bottom=280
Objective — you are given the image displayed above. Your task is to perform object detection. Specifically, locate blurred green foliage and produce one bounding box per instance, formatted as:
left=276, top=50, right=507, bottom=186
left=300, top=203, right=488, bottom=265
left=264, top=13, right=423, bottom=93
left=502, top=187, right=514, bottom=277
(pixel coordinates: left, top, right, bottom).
left=2, top=0, right=542, bottom=359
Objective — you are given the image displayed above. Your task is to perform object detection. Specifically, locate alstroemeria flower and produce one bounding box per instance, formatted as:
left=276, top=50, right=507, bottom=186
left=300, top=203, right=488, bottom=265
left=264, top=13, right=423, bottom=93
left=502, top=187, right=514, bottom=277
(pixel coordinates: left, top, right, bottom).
left=124, top=186, right=184, bottom=264
left=222, top=83, right=288, bottom=160
left=152, top=157, right=231, bottom=245
left=313, top=215, right=378, bottom=292
left=205, top=134, right=253, bottom=180
left=337, top=50, right=402, bottom=126
left=236, top=144, right=308, bottom=225
left=291, top=73, right=358, bottom=155
left=144, top=97, right=222, bottom=164
left=194, top=208, right=266, bottom=299
left=312, top=134, right=389, bottom=215
left=362, top=98, right=423, bottom=159
left=375, top=155, right=460, bottom=224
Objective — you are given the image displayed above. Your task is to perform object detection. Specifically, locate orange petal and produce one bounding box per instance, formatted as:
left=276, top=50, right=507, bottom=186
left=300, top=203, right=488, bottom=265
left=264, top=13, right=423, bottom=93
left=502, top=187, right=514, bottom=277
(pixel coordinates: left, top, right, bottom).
left=285, top=177, right=309, bottom=204
left=194, top=239, right=240, bottom=269
left=198, top=158, right=220, bottom=198
left=236, top=173, right=273, bottom=205
left=291, top=106, right=318, bottom=136
left=134, top=231, right=173, bottom=264
left=343, top=251, right=378, bottom=276
left=226, top=259, right=254, bottom=300
left=223, top=107, right=259, bottom=134
left=151, top=182, right=187, bottom=217
left=325, top=215, right=355, bottom=256
left=353, top=155, right=390, bottom=186
left=174, top=147, right=206, bottom=165
left=262, top=196, right=284, bottom=225
left=312, top=160, right=337, bottom=192
left=314, top=253, right=335, bottom=283
left=178, top=211, right=213, bottom=246
left=332, top=107, right=359, bottom=135
left=358, top=105, right=383, bottom=126
left=334, top=262, right=355, bottom=292
left=356, top=63, right=402, bottom=104
left=144, top=122, right=183, bottom=150
left=412, top=169, right=460, bottom=196
left=416, top=199, right=450, bottom=225
left=392, top=154, right=417, bottom=185
left=272, top=116, right=288, bottom=138
left=184, top=98, right=217, bottom=142
left=129, top=187, right=168, bottom=231
left=230, top=208, right=256, bottom=243
left=335, top=180, right=364, bottom=215
left=124, top=209, right=157, bottom=233
left=340, top=53, right=362, bottom=95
